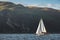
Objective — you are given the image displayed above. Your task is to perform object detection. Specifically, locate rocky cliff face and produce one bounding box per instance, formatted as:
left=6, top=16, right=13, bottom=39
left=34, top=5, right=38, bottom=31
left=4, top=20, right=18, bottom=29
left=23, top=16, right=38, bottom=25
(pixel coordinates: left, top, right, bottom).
left=0, top=1, right=60, bottom=33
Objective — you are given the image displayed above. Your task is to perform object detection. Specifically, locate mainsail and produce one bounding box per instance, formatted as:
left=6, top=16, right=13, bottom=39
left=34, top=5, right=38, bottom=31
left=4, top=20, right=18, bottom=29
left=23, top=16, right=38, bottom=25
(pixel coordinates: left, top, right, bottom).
left=36, top=18, right=47, bottom=35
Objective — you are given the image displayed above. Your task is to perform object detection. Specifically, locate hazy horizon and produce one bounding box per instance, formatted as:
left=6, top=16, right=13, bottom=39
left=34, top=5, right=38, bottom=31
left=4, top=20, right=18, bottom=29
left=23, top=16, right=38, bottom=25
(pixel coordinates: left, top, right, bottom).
left=0, top=0, right=60, bottom=10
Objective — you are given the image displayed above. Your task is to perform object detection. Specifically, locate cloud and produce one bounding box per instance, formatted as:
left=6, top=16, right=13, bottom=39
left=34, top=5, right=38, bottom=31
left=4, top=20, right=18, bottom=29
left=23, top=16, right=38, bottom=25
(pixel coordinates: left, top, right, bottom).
left=47, top=4, right=60, bottom=10
left=46, top=4, right=53, bottom=7
left=26, top=3, right=60, bottom=10
left=45, top=4, right=60, bottom=10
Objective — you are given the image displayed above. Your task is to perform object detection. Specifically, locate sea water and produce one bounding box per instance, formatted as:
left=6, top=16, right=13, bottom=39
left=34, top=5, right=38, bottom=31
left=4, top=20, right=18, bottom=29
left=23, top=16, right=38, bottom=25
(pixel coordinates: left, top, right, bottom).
left=0, top=34, right=60, bottom=40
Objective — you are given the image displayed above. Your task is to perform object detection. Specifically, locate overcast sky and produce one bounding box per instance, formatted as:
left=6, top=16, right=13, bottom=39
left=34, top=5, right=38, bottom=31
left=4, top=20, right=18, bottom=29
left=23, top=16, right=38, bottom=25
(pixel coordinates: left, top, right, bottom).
left=0, top=0, right=60, bottom=10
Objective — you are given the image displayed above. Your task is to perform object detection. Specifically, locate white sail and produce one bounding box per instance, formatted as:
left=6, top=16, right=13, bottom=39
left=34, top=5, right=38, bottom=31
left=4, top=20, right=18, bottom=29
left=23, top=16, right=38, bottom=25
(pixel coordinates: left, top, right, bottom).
left=36, top=20, right=41, bottom=34
left=36, top=18, right=47, bottom=35
left=40, top=19, right=46, bottom=33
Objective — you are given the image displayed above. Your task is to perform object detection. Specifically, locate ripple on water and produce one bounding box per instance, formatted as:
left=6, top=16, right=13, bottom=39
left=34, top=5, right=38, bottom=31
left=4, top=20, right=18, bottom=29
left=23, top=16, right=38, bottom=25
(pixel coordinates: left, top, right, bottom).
left=0, top=34, right=60, bottom=40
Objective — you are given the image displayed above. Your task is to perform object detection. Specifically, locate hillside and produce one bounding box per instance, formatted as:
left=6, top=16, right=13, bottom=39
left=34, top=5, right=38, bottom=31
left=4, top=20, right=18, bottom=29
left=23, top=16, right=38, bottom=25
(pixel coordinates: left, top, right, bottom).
left=0, top=1, right=60, bottom=33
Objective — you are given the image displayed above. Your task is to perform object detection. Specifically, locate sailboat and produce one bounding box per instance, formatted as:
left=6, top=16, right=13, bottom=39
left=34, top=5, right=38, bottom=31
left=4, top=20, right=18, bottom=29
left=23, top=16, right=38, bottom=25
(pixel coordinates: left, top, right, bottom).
left=36, top=18, right=47, bottom=36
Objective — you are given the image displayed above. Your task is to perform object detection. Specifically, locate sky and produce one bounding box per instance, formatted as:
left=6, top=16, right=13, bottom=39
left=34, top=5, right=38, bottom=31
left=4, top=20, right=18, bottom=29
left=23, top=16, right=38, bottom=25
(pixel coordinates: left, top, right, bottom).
left=0, top=0, right=60, bottom=10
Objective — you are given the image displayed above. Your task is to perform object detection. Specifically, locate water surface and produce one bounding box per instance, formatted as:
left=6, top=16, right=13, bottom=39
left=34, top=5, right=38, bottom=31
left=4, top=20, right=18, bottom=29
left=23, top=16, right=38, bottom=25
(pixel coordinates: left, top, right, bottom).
left=0, top=34, right=60, bottom=40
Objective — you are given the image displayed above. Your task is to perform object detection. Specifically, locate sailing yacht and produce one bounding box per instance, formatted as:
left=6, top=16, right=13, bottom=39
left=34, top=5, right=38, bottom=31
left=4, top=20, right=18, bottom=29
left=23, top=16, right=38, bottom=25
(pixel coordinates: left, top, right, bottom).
left=36, top=18, right=47, bottom=36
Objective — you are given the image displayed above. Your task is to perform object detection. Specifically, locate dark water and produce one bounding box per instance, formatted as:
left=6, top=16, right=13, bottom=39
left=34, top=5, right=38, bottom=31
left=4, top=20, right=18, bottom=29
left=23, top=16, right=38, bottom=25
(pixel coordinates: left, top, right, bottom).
left=0, top=34, right=60, bottom=40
